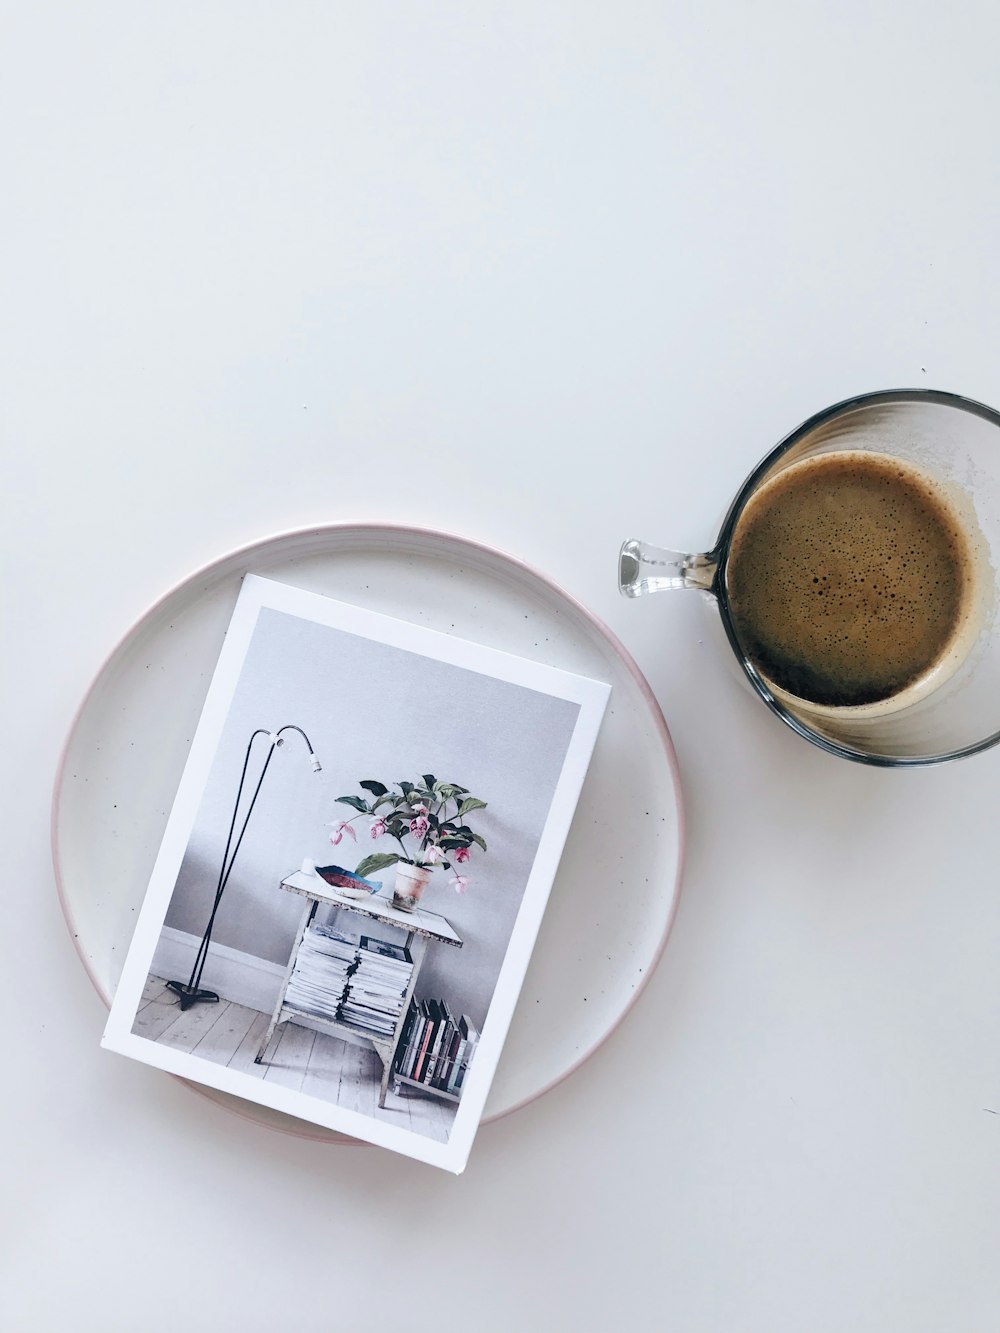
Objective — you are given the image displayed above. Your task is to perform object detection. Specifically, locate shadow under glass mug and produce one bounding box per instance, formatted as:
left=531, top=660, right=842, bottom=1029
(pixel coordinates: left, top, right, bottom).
left=620, top=389, right=1000, bottom=766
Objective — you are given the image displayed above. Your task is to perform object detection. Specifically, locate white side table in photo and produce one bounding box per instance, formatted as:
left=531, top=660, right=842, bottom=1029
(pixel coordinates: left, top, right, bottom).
left=255, top=870, right=463, bottom=1107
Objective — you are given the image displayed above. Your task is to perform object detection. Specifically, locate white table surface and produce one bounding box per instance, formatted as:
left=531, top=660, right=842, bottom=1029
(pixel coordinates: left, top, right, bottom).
left=5, top=5, right=1000, bottom=1331
left=281, top=871, right=463, bottom=945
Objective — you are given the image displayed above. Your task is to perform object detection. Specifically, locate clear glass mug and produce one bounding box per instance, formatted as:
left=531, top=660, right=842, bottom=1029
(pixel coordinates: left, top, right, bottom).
left=620, top=389, right=1000, bottom=766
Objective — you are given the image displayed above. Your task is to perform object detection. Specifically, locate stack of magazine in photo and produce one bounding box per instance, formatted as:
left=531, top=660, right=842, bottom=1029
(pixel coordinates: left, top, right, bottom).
left=339, top=936, right=413, bottom=1036
left=283, top=923, right=358, bottom=1022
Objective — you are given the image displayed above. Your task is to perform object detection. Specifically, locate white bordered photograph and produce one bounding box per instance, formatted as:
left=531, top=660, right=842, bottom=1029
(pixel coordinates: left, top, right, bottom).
left=101, top=574, right=610, bottom=1173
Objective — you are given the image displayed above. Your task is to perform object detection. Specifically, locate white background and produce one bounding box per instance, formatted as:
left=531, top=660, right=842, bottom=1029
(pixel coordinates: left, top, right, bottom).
left=4, top=4, right=1000, bottom=1330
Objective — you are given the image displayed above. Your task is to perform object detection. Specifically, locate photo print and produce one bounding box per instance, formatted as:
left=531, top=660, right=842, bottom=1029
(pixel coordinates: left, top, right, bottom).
left=102, top=575, right=610, bottom=1171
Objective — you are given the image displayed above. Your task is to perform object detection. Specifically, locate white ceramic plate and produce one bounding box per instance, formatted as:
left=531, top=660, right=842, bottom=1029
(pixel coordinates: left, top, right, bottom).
left=52, top=525, right=684, bottom=1143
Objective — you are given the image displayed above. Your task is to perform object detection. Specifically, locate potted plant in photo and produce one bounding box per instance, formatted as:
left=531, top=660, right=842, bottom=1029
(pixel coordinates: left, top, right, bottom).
left=327, top=775, right=488, bottom=911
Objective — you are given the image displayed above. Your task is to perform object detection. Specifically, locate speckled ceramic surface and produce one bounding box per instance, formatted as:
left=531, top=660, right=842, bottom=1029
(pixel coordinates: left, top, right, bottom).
left=53, top=524, right=684, bottom=1143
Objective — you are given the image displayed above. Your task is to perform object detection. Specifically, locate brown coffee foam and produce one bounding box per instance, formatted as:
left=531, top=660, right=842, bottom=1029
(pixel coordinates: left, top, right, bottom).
left=725, top=451, right=981, bottom=710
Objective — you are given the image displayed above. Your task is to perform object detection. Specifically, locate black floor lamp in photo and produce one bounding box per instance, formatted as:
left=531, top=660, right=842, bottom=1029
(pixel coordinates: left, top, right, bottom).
left=166, top=723, right=322, bottom=1012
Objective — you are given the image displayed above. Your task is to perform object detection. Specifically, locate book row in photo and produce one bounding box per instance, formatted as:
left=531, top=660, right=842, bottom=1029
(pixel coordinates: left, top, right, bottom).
left=395, top=997, right=480, bottom=1098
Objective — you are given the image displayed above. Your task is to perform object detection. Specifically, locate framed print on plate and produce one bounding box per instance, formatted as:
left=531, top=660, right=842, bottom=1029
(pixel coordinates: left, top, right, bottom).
left=101, top=573, right=610, bottom=1173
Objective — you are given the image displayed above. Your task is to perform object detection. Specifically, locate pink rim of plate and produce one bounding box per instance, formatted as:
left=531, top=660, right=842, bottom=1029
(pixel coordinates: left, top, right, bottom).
left=51, top=521, right=686, bottom=1143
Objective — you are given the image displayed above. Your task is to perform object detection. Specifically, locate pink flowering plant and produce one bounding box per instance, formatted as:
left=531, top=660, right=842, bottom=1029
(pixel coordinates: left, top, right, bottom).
left=331, top=775, right=488, bottom=888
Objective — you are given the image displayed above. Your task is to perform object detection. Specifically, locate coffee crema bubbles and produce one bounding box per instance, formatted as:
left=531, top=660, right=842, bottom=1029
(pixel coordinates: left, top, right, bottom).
left=724, top=450, right=984, bottom=711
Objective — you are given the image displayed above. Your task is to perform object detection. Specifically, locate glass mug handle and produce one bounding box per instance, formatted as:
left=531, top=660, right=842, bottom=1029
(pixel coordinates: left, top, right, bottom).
left=619, top=539, right=718, bottom=598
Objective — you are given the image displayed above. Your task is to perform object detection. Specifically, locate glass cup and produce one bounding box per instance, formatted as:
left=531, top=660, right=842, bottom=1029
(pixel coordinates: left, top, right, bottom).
left=620, top=389, right=1000, bottom=766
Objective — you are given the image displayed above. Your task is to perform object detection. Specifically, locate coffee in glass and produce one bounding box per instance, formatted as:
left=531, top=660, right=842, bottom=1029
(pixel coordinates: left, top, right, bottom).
left=725, top=449, right=987, bottom=715
left=620, top=390, right=1000, bottom=765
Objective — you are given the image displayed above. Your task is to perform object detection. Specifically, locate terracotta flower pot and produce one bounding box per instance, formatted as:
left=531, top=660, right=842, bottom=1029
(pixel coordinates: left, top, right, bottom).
left=392, top=862, right=433, bottom=912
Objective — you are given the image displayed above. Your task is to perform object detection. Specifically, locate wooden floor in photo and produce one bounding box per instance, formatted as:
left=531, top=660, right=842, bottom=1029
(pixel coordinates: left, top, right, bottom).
left=132, top=976, right=457, bottom=1143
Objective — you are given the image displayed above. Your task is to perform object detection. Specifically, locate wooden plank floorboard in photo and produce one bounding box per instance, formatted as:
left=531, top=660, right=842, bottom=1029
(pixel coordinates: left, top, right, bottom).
left=157, top=998, right=232, bottom=1054
left=402, top=1079, right=460, bottom=1140
left=300, top=1031, right=354, bottom=1106
left=400, top=1089, right=453, bottom=1143
left=190, top=1001, right=258, bottom=1066
left=132, top=997, right=188, bottom=1042
left=127, top=980, right=455, bottom=1142
left=138, top=975, right=172, bottom=1011
left=263, top=1021, right=315, bottom=1093
left=229, top=1012, right=276, bottom=1078
left=369, top=1072, right=413, bottom=1134
left=436, top=1102, right=458, bottom=1141
left=335, top=1040, right=378, bottom=1117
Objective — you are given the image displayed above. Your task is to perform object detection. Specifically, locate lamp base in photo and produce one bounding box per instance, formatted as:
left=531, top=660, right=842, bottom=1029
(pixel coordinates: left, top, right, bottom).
left=165, top=980, right=220, bottom=1012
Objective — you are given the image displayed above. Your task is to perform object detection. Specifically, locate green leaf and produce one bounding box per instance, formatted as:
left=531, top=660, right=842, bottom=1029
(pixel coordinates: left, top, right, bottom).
left=421, top=774, right=437, bottom=790
left=359, top=779, right=388, bottom=797
left=469, top=832, right=487, bottom=852
left=354, top=851, right=400, bottom=878
left=335, top=795, right=369, bottom=813
left=399, top=780, right=414, bottom=796
left=371, top=794, right=394, bottom=811
left=459, top=797, right=488, bottom=816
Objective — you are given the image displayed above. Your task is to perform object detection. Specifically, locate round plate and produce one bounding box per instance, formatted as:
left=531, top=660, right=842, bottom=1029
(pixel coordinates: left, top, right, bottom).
left=52, top=525, right=684, bottom=1143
